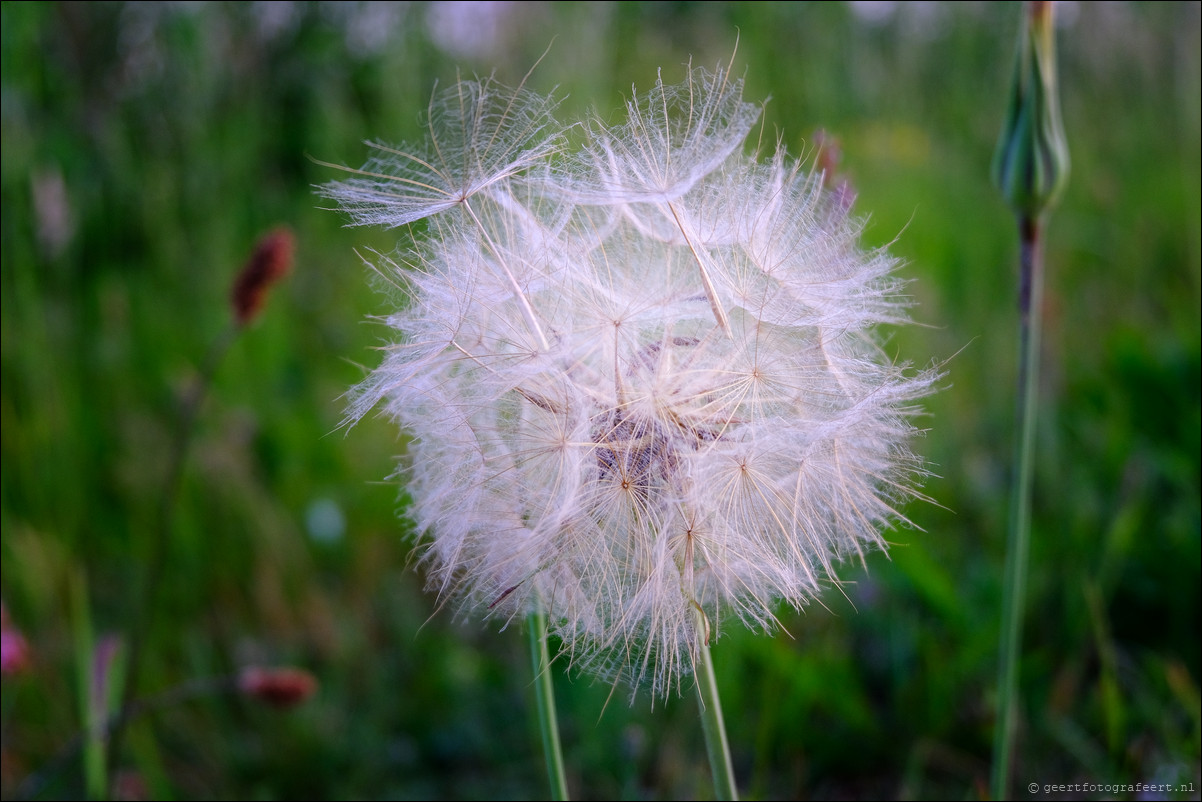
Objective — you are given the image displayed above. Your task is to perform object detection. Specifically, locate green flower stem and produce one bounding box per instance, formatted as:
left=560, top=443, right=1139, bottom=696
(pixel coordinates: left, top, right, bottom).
left=990, top=4, right=1067, bottom=793
left=528, top=609, right=569, bottom=801
left=991, top=215, right=1044, bottom=800
left=693, top=608, right=737, bottom=801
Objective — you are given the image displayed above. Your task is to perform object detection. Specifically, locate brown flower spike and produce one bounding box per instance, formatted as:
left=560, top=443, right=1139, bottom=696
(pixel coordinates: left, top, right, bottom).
left=231, top=227, right=295, bottom=326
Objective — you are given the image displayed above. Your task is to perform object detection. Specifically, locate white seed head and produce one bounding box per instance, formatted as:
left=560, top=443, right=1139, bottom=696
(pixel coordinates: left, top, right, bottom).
left=328, top=61, right=935, bottom=697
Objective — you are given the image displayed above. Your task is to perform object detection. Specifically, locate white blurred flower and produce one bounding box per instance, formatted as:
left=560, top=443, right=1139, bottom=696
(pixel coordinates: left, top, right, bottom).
left=326, top=61, right=934, bottom=696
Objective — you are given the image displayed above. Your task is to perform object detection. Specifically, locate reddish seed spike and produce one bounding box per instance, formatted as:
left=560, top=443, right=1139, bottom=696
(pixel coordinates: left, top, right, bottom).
left=231, top=227, right=295, bottom=326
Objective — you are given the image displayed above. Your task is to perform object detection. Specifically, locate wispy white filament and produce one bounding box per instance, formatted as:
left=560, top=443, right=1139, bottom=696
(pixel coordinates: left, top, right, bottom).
left=326, top=62, right=934, bottom=696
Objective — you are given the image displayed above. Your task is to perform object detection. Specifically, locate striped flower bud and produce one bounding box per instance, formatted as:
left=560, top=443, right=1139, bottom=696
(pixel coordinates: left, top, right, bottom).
left=992, top=1, right=1070, bottom=218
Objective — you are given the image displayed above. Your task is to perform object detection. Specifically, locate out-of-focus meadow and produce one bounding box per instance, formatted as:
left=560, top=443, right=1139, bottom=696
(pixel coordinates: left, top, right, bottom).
left=1, top=2, right=1198, bottom=799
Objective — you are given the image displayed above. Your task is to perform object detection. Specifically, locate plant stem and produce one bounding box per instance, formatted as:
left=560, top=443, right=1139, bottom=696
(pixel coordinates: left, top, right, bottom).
left=107, top=325, right=237, bottom=790
left=528, top=609, right=568, bottom=801
left=694, top=608, right=737, bottom=801
left=991, top=215, right=1043, bottom=800
left=18, top=675, right=234, bottom=800
left=70, top=570, right=106, bottom=801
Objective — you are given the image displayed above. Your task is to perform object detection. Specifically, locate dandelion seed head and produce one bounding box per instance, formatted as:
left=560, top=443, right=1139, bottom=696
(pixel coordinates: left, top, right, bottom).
left=328, top=59, right=935, bottom=696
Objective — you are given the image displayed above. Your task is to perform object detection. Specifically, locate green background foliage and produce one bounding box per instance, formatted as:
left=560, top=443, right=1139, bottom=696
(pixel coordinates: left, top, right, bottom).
left=2, top=2, right=1198, bottom=798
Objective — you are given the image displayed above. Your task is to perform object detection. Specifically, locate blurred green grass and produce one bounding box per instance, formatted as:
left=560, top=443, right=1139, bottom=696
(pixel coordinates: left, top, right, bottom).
left=1, top=2, right=1198, bottom=799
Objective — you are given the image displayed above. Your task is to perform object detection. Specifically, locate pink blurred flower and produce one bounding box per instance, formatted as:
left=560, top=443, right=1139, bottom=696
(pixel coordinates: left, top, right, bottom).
left=1, top=602, right=31, bottom=676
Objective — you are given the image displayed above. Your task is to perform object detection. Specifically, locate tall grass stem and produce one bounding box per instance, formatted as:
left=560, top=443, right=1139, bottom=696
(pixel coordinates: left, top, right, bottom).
left=70, top=571, right=106, bottom=801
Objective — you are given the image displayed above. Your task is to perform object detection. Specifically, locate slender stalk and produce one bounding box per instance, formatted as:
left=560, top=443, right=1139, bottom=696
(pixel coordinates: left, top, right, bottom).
left=106, top=325, right=236, bottom=790
left=991, top=216, right=1043, bottom=800
left=101, top=228, right=292, bottom=795
left=693, top=608, right=737, bottom=801
left=527, top=609, right=568, bottom=801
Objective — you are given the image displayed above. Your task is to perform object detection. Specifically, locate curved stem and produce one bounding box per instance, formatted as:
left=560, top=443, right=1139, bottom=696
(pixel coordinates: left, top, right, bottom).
left=693, top=607, right=737, bottom=801
left=528, top=609, right=569, bottom=800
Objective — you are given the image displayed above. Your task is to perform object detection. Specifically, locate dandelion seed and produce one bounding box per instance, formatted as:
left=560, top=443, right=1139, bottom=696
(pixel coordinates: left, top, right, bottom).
left=321, top=73, right=565, bottom=228
left=328, top=60, right=934, bottom=696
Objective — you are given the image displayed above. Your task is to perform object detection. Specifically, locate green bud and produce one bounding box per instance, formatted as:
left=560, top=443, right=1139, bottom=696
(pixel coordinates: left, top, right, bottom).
left=992, top=1, right=1070, bottom=218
